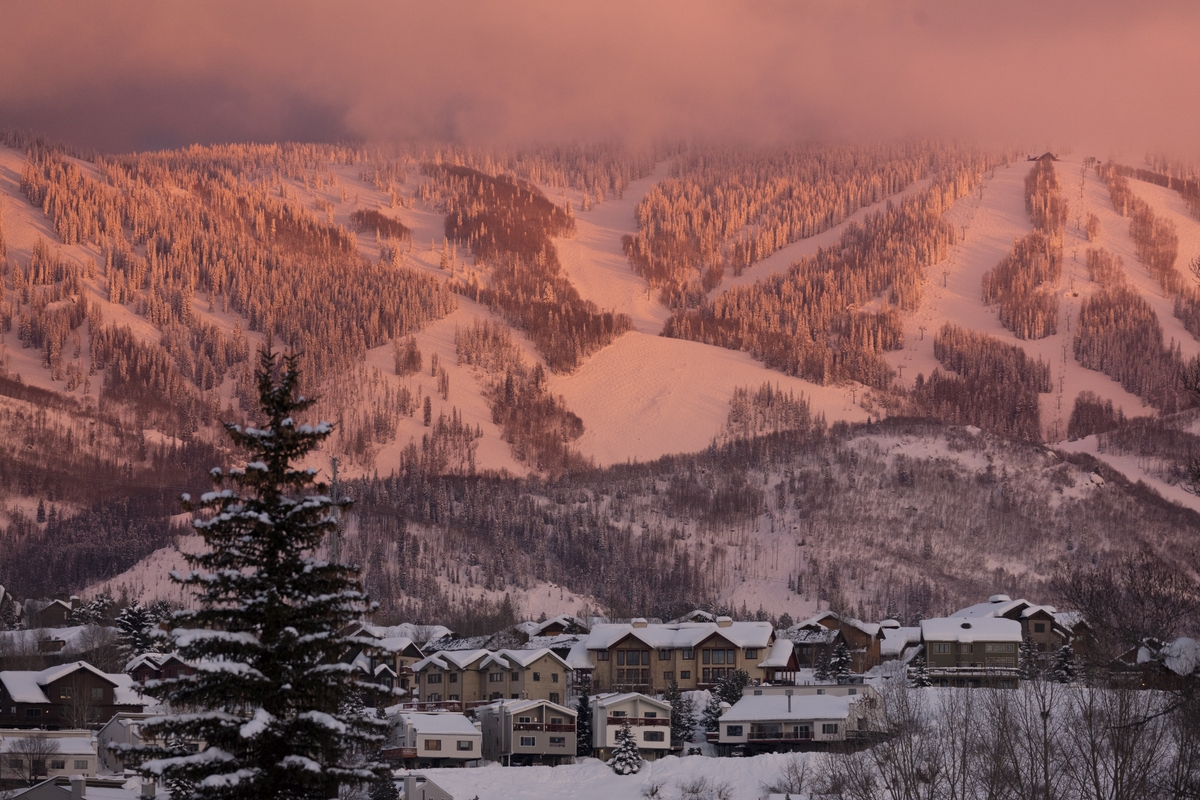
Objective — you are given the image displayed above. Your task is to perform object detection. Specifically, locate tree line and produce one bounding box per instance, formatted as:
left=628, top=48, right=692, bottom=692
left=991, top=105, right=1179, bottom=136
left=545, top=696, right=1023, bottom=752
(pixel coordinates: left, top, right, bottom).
left=980, top=157, right=1065, bottom=340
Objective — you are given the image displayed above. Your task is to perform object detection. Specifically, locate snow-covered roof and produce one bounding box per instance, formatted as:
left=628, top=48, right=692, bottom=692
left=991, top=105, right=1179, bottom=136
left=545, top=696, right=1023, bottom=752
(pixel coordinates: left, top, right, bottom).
left=485, top=648, right=570, bottom=670
left=0, top=626, right=122, bottom=657
left=592, top=692, right=671, bottom=711
left=483, top=698, right=576, bottom=717
left=110, top=673, right=152, bottom=707
left=565, top=640, right=594, bottom=670
left=0, top=733, right=97, bottom=756
left=950, top=596, right=1056, bottom=621
left=585, top=620, right=773, bottom=650
left=397, top=712, right=481, bottom=735
left=880, top=627, right=922, bottom=657
left=371, top=637, right=419, bottom=655
left=0, top=662, right=124, bottom=704
left=1160, top=637, right=1200, bottom=677
left=360, top=623, right=452, bottom=645
left=791, top=613, right=880, bottom=639
left=920, top=617, right=1022, bottom=643
left=722, top=694, right=854, bottom=723
left=782, top=628, right=839, bottom=645
left=412, top=649, right=491, bottom=672
left=758, top=639, right=794, bottom=668
left=1054, top=611, right=1085, bottom=631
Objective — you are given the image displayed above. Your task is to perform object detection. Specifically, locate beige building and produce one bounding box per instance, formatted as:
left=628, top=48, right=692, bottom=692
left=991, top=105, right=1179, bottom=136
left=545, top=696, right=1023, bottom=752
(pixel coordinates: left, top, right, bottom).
left=411, top=648, right=572, bottom=709
left=590, top=693, right=671, bottom=760
left=585, top=618, right=774, bottom=694
left=0, top=729, right=97, bottom=782
left=383, top=712, right=482, bottom=768
left=479, top=699, right=576, bottom=765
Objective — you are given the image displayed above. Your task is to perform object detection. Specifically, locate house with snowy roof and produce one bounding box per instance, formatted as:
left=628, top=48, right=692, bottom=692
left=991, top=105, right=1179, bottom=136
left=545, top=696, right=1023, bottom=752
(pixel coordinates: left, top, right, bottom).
left=590, top=693, right=671, bottom=761
left=788, top=612, right=883, bottom=672
left=478, top=698, right=577, bottom=765
left=517, top=615, right=590, bottom=638
left=95, top=711, right=203, bottom=776
left=949, top=594, right=1083, bottom=654
left=382, top=711, right=481, bottom=768
left=714, top=689, right=883, bottom=754
left=0, top=662, right=146, bottom=729
left=585, top=617, right=774, bottom=694
left=879, top=620, right=923, bottom=663
left=340, top=631, right=425, bottom=698
left=124, top=654, right=193, bottom=686
left=0, top=728, right=98, bottom=782
left=920, top=617, right=1022, bottom=686
left=10, top=775, right=162, bottom=800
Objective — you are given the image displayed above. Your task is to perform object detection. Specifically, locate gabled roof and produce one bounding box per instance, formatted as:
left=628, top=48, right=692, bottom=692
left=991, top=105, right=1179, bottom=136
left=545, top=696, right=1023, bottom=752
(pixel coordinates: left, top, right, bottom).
left=592, top=692, right=671, bottom=711
left=722, top=694, right=854, bottom=723
left=0, top=661, right=125, bottom=704
left=484, top=698, right=577, bottom=717
left=485, top=648, right=570, bottom=670
left=758, top=639, right=794, bottom=668
left=412, top=649, right=491, bottom=672
left=791, top=612, right=881, bottom=640
left=880, top=627, right=922, bottom=657
left=585, top=621, right=773, bottom=650
left=397, top=711, right=481, bottom=736
left=920, top=617, right=1021, bottom=643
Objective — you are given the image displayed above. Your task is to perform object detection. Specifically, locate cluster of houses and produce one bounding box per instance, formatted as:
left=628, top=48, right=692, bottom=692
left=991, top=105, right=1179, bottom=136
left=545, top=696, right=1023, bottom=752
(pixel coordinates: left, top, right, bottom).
left=5, top=591, right=1185, bottom=791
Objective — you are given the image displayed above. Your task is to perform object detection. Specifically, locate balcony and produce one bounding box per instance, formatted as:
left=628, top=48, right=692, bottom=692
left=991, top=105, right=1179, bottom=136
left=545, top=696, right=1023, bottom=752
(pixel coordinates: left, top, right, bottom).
left=513, top=723, right=578, bottom=732
left=748, top=731, right=812, bottom=742
left=607, top=716, right=669, bottom=727
left=380, top=747, right=417, bottom=760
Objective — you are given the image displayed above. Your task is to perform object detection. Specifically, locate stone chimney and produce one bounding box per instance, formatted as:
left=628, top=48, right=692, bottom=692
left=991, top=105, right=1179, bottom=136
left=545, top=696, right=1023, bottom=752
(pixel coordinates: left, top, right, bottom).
left=70, top=775, right=86, bottom=800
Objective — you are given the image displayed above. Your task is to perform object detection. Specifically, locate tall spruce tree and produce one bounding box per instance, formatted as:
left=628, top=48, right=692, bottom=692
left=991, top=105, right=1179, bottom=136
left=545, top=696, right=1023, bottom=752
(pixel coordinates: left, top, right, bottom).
left=701, top=694, right=724, bottom=733
left=830, top=642, right=852, bottom=683
left=910, top=655, right=932, bottom=688
left=607, top=720, right=642, bottom=775
left=129, top=350, right=389, bottom=800
left=116, top=602, right=157, bottom=661
left=1019, top=634, right=1041, bottom=681
left=663, top=680, right=696, bottom=747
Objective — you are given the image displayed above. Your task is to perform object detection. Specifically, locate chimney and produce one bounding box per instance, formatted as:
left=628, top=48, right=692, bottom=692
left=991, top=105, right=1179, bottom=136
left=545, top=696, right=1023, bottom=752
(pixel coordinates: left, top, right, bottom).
left=70, top=775, right=85, bottom=800
left=716, top=616, right=733, bottom=628
left=404, top=775, right=417, bottom=800
left=141, top=781, right=156, bottom=799
left=787, top=694, right=792, bottom=713
left=631, top=618, right=648, bottom=629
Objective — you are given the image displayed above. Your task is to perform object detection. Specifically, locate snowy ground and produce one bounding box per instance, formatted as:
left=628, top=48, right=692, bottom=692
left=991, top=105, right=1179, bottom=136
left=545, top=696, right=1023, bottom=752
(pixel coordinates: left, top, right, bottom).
left=414, top=750, right=813, bottom=800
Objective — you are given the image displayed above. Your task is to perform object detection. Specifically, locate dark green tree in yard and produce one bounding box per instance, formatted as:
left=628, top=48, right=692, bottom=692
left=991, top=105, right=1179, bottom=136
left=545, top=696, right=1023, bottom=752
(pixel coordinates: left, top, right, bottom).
left=830, top=642, right=852, bottom=683
left=702, top=693, right=724, bottom=733
left=714, top=669, right=750, bottom=706
left=1050, top=643, right=1078, bottom=684
left=910, top=655, right=932, bottom=688
left=1019, top=634, right=1041, bottom=681
left=575, top=691, right=594, bottom=757
left=126, top=349, right=390, bottom=800
left=116, top=602, right=158, bottom=660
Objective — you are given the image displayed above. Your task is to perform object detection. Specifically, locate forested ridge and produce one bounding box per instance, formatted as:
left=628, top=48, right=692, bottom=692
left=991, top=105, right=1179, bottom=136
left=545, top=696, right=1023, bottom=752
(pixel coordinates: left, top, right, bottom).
left=665, top=148, right=1003, bottom=388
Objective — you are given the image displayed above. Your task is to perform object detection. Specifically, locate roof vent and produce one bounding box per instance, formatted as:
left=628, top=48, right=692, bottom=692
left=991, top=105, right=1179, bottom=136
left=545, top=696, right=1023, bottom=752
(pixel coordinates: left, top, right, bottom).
left=989, top=594, right=1011, bottom=604
left=631, top=618, right=648, bottom=628
left=716, top=616, right=733, bottom=628
left=960, top=622, right=972, bottom=629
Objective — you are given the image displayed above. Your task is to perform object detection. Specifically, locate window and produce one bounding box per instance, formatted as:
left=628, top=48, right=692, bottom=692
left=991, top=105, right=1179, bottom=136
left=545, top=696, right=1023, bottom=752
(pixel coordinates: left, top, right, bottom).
left=456, top=740, right=473, bottom=751
left=490, top=692, right=502, bottom=700
left=519, top=736, right=536, bottom=747
left=59, top=687, right=72, bottom=699
left=511, top=673, right=519, bottom=681
left=448, top=673, right=458, bottom=683
left=426, top=673, right=443, bottom=684
left=50, top=760, right=66, bottom=771
left=658, top=649, right=672, bottom=660
left=816, top=688, right=825, bottom=695
left=959, top=643, right=973, bottom=654
left=549, top=693, right=560, bottom=704
left=489, top=673, right=505, bottom=683
left=985, top=643, right=1015, bottom=654
left=702, top=650, right=711, bottom=665
left=663, top=671, right=674, bottom=682
left=549, top=736, right=565, bottom=748
left=822, top=724, right=839, bottom=735
left=427, top=693, right=442, bottom=702
left=74, top=760, right=89, bottom=770
left=933, top=643, right=950, bottom=654
left=644, top=731, right=664, bottom=742
left=449, top=695, right=459, bottom=701
left=702, top=668, right=711, bottom=682
left=848, top=688, right=857, bottom=695
left=680, top=671, right=691, bottom=680
left=726, top=725, right=743, bottom=737
left=682, top=648, right=695, bottom=660
left=91, top=687, right=104, bottom=701
left=1034, top=623, right=1046, bottom=633
left=424, top=740, right=442, bottom=751
left=511, top=694, right=519, bottom=699
left=617, top=651, right=625, bottom=666
left=711, top=649, right=725, bottom=665
left=753, top=689, right=762, bottom=696
left=644, top=711, right=657, bottom=718
left=551, top=673, right=559, bottom=683
left=533, top=672, right=541, bottom=682
left=25, top=709, right=41, bottom=717
left=612, top=710, right=627, bottom=717
left=727, top=649, right=736, bottom=664
left=597, top=651, right=609, bottom=661
left=518, top=716, right=532, bottom=724
left=550, top=717, right=563, bottom=725
left=746, top=648, right=759, bottom=659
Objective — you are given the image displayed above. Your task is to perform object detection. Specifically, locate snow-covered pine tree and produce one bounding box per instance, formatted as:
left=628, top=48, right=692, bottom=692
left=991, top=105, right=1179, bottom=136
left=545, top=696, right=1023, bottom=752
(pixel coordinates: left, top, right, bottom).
left=813, top=646, right=832, bottom=682
left=664, top=680, right=696, bottom=747
left=575, top=692, right=594, bottom=757
left=607, top=720, right=642, bottom=775
left=1019, top=634, right=1041, bottom=681
left=830, top=642, right=852, bottom=683
left=910, top=654, right=932, bottom=688
left=1050, top=643, right=1078, bottom=684
left=116, top=602, right=157, bottom=660
left=714, top=669, right=750, bottom=706
left=701, top=694, right=724, bottom=733
left=129, top=350, right=390, bottom=800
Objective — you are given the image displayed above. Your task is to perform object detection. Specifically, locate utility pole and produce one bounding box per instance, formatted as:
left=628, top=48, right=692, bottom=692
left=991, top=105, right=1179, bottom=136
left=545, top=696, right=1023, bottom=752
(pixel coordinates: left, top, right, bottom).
left=329, top=457, right=340, bottom=564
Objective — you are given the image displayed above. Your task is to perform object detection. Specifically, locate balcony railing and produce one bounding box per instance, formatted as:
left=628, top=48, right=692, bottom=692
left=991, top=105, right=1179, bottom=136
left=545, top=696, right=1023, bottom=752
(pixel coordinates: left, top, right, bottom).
left=607, top=717, right=669, bottom=727
left=380, top=747, right=417, bottom=760
left=748, top=731, right=812, bottom=742
left=513, top=723, right=578, bottom=732
left=546, top=723, right=576, bottom=732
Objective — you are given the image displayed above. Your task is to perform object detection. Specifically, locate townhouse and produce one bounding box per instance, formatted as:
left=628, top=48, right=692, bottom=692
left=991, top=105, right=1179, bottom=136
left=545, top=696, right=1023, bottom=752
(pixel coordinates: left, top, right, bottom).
left=410, top=648, right=572, bottom=709
left=950, top=595, right=1083, bottom=653
left=585, top=617, right=774, bottom=694
left=383, top=712, right=482, bottom=768
left=478, top=699, right=577, bottom=765
left=919, top=617, right=1022, bottom=686
left=590, top=693, right=671, bottom=761
left=788, top=612, right=884, bottom=672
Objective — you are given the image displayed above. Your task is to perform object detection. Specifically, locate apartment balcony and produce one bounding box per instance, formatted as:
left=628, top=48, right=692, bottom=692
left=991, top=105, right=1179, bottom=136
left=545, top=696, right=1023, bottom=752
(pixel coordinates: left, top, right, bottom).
left=512, top=723, right=577, bottom=732
left=607, top=716, right=669, bottom=727
left=380, top=747, right=417, bottom=760
left=748, top=731, right=813, bottom=742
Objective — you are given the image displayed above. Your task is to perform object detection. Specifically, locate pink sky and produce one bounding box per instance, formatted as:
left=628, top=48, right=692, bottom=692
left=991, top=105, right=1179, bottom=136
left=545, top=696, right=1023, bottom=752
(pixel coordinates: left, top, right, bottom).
left=2, top=0, right=1198, bottom=156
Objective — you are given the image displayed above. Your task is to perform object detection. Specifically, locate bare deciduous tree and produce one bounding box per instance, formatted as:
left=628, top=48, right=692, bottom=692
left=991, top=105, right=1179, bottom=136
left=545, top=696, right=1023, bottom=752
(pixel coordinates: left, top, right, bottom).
left=1, top=736, right=61, bottom=786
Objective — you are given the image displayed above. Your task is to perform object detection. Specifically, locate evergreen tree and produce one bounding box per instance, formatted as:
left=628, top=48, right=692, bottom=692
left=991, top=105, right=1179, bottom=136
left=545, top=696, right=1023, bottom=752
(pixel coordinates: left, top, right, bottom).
left=128, top=350, right=389, bottom=800
left=813, top=646, right=832, bottom=682
left=910, top=655, right=932, bottom=688
left=830, top=642, right=852, bottom=683
left=368, top=778, right=400, bottom=800
left=1050, top=644, right=1078, bottom=684
left=575, top=691, right=594, bottom=757
left=663, top=680, right=696, bottom=747
left=701, top=694, right=724, bottom=733
left=1019, top=634, right=1041, bottom=681
left=36, top=499, right=45, bottom=524
left=607, top=720, right=642, bottom=775
left=116, top=602, right=158, bottom=661
left=778, top=612, right=794, bottom=630
left=714, top=669, right=750, bottom=706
